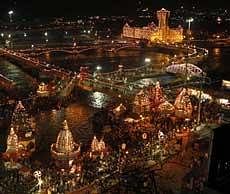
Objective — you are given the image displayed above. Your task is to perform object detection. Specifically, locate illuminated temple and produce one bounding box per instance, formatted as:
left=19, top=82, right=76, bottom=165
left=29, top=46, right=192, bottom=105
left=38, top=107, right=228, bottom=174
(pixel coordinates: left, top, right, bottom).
left=174, top=88, right=193, bottom=119
left=10, top=101, right=35, bottom=153
left=6, top=128, right=19, bottom=153
left=122, top=8, right=183, bottom=43
left=90, top=136, right=106, bottom=159
left=51, top=120, right=81, bottom=166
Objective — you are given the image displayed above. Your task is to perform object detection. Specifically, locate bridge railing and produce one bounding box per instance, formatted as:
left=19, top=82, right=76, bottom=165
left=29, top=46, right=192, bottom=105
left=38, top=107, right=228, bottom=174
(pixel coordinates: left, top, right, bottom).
left=1, top=48, right=71, bottom=78
left=77, top=77, right=138, bottom=96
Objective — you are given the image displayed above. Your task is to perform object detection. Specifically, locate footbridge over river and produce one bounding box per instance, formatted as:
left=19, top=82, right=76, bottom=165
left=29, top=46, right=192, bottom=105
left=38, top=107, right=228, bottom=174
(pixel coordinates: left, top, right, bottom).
left=0, top=42, right=209, bottom=100
left=18, top=42, right=139, bottom=57
left=75, top=44, right=209, bottom=98
left=0, top=48, right=71, bottom=79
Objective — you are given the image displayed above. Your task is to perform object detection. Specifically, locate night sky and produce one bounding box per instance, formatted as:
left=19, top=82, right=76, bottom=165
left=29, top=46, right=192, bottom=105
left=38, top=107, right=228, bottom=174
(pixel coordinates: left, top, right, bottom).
left=0, top=0, right=229, bottom=18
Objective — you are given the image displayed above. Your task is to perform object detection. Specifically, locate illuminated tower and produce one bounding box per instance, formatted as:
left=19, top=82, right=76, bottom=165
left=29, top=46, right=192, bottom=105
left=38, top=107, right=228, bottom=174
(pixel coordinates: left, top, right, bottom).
left=157, top=8, right=170, bottom=41
left=157, top=8, right=170, bottom=29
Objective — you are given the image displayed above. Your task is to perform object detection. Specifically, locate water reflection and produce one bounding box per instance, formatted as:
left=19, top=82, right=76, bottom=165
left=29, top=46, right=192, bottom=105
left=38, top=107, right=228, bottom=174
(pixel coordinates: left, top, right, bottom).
left=0, top=60, right=36, bottom=94
left=40, top=50, right=169, bottom=73
left=213, top=48, right=221, bottom=56
left=35, top=101, right=96, bottom=151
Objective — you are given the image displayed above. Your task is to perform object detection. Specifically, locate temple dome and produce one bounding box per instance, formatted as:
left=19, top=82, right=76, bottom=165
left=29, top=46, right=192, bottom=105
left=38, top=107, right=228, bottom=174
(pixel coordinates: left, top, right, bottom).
left=158, top=101, right=175, bottom=115
left=55, top=120, right=75, bottom=153
left=51, top=120, right=80, bottom=161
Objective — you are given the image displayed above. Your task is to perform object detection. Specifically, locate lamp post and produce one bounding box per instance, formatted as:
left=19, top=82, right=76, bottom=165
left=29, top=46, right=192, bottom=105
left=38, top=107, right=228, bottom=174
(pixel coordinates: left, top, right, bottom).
left=44, top=32, right=48, bottom=45
left=185, top=18, right=194, bottom=86
left=8, top=10, right=14, bottom=23
left=94, top=65, right=102, bottom=78
left=186, top=17, right=194, bottom=38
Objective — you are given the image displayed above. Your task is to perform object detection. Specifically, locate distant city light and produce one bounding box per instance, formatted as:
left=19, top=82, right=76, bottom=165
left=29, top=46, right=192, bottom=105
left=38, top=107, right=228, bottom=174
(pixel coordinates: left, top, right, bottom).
left=145, top=58, right=151, bottom=63
left=186, top=17, right=194, bottom=23
left=1, top=33, right=4, bottom=37
left=96, top=65, right=102, bottom=70
left=24, top=33, right=27, bottom=37
left=44, top=32, right=48, bottom=36
left=8, top=10, right=14, bottom=15
left=8, top=34, right=11, bottom=38
left=8, top=10, right=14, bottom=23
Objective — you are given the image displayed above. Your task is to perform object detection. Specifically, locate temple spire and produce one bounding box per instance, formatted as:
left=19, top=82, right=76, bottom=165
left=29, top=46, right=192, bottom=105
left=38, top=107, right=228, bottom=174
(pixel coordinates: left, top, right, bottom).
left=51, top=120, right=81, bottom=164
left=6, top=128, right=19, bottom=153
left=55, top=120, right=75, bottom=153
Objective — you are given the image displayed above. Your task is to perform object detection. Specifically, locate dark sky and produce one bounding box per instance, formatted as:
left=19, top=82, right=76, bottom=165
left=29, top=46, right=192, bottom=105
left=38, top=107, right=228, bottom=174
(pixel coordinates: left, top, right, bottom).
left=0, top=0, right=229, bottom=18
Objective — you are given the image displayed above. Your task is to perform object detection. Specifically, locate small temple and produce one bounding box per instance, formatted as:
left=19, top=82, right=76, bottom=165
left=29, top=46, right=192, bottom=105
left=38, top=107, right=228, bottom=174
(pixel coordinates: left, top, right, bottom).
left=10, top=101, right=36, bottom=153
left=51, top=120, right=81, bottom=166
left=148, top=81, right=165, bottom=110
left=37, top=82, right=50, bottom=97
left=6, top=128, right=19, bottom=153
left=174, top=88, right=193, bottom=119
left=2, top=128, right=22, bottom=168
left=90, top=136, right=106, bottom=159
left=158, top=100, right=175, bottom=115
left=133, top=90, right=151, bottom=113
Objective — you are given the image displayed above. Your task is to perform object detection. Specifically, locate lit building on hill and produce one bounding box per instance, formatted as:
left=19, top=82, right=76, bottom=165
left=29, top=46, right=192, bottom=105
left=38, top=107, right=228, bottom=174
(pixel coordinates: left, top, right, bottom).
left=122, top=8, right=183, bottom=43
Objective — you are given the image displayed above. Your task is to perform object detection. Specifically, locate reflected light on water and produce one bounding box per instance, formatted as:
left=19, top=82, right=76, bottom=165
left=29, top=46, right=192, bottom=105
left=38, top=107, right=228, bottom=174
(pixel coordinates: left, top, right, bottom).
left=45, top=52, right=51, bottom=61
left=89, top=92, right=109, bottom=109
left=213, top=48, right=221, bottom=56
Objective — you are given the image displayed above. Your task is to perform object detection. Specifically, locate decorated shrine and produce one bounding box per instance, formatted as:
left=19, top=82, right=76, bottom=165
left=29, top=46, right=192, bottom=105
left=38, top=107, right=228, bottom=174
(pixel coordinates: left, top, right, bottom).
left=2, top=127, right=30, bottom=166
left=148, top=81, right=165, bottom=110
left=158, top=101, right=175, bottom=115
left=10, top=101, right=36, bottom=153
left=174, top=88, right=193, bottom=119
left=51, top=120, right=81, bottom=166
left=90, top=136, right=106, bottom=159
left=133, top=90, right=151, bottom=113
left=37, top=82, right=50, bottom=97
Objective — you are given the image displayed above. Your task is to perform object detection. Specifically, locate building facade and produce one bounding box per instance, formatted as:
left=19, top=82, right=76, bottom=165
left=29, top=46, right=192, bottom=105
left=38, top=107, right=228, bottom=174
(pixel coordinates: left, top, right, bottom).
left=122, top=8, right=183, bottom=43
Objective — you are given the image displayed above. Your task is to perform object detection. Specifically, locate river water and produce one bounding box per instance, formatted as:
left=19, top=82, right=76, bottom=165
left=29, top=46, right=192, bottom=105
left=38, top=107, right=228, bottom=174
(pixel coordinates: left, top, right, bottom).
left=0, top=43, right=229, bottom=157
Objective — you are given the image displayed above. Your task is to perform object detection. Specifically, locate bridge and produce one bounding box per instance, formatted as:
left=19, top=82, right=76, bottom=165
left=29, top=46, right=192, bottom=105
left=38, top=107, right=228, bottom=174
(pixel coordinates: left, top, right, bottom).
left=0, top=48, right=71, bottom=79
left=0, top=41, right=209, bottom=102
left=166, top=63, right=206, bottom=77
left=75, top=43, right=209, bottom=98
left=57, top=75, right=77, bottom=98
left=17, top=43, right=139, bottom=57
left=0, top=73, right=15, bottom=91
